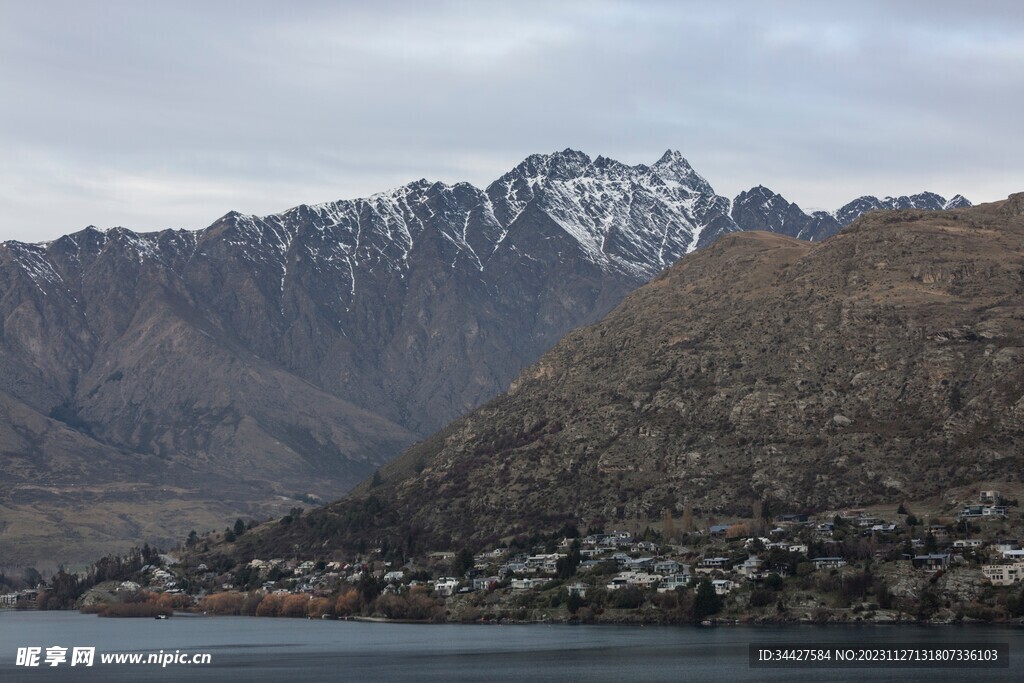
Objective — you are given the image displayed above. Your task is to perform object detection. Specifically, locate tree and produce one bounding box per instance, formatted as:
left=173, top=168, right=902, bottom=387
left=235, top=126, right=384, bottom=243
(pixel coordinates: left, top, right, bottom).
left=22, top=567, right=42, bottom=587
left=567, top=591, right=584, bottom=615
left=662, top=509, right=676, bottom=543
left=452, top=548, right=475, bottom=577
left=224, top=528, right=236, bottom=543
left=233, top=518, right=246, bottom=537
left=681, top=501, right=695, bottom=533
left=557, top=541, right=581, bottom=580
left=896, top=502, right=908, bottom=515
left=693, top=579, right=722, bottom=621
left=186, top=530, right=199, bottom=547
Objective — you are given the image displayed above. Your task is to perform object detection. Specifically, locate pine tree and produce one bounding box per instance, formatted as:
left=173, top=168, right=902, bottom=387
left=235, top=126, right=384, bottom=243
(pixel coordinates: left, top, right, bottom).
left=682, top=501, right=695, bottom=533
left=693, top=579, right=722, bottom=621
left=663, top=508, right=676, bottom=543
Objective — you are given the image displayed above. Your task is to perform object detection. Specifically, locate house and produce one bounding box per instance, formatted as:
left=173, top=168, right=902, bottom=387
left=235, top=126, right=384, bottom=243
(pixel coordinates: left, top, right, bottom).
left=708, top=524, right=731, bottom=537
left=510, top=578, right=545, bottom=590
left=737, top=557, right=766, bottom=579
left=959, top=505, right=1007, bottom=519
left=501, top=562, right=528, bottom=576
left=656, top=574, right=691, bottom=592
left=712, top=579, right=733, bottom=595
left=788, top=544, right=809, bottom=554
left=1, top=593, right=16, bottom=607
left=383, top=571, right=405, bottom=583
left=433, top=577, right=460, bottom=596
left=993, top=541, right=1020, bottom=553
left=472, top=576, right=500, bottom=591
left=117, top=581, right=141, bottom=592
left=912, top=554, right=951, bottom=571
left=980, top=490, right=1002, bottom=504
left=606, top=572, right=659, bottom=590
left=811, top=557, right=847, bottom=571
left=624, top=557, right=655, bottom=571
left=696, top=557, right=731, bottom=573
left=653, top=559, right=681, bottom=574
left=1002, top=549, right=1024, bottom=561
left=610, top=552, right=632, bottom=567
left=526, top=553, right=564, bottom=568
left=953, top=539, right=984, bottom=549
left=566, top=582, right=587, bottom=598
left=982, top=564, right=1024, bottom=586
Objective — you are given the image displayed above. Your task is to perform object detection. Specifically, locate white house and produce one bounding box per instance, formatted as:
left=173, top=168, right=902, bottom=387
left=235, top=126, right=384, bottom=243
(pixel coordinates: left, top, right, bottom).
left=433, top=577, right=460, bottom=597
left=811, top=557, right=847, bottom=570
left=566, top=582, right=587, bottom=598
left=656, top=574, right=691, bottom=592
left=983, top=563, right=1024, bottom=586
left=712, top=579, right=733, bottom=595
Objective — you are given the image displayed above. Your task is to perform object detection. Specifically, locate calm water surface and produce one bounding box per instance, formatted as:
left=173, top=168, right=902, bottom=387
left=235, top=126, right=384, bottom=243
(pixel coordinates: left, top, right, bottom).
left=1, top=611, right=1022, bottom=681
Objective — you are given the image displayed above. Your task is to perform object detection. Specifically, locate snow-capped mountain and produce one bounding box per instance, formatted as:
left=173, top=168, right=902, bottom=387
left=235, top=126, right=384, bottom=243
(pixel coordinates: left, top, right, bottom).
left=0, top=148, right=971, bottom=565
left=731, top=186, right=971, bottom=242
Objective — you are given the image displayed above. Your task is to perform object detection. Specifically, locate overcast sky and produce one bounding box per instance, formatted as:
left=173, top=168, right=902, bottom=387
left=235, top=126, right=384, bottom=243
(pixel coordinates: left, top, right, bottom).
left=1, top=1, right=1022, bottom=242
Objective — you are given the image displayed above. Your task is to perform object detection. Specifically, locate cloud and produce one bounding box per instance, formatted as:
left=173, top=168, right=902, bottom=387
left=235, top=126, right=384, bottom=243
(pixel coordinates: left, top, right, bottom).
left=0, top=1, right=1021, bottom=241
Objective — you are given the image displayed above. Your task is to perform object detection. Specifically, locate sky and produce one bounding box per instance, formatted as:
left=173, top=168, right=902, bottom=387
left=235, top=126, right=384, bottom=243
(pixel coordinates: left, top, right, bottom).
left=1, top=1, right=1022, bottom=242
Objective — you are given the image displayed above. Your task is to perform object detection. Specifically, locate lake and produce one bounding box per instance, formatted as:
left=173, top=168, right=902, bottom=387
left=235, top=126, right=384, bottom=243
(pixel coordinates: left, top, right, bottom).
left=1, top=611, right=1022, bottom=681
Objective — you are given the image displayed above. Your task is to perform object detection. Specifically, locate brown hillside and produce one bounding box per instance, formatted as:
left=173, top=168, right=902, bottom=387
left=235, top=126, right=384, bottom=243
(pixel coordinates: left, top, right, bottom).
left=243, top=195, right=1024, bottom=557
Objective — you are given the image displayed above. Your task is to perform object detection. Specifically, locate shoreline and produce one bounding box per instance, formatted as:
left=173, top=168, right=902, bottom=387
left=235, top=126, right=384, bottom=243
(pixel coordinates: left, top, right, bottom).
left=36, top=607, right=1024, bottom=629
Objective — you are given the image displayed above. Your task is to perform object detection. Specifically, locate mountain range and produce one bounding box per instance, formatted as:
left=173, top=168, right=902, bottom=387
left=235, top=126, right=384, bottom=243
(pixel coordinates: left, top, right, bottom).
left=232, top=194, right=1024, bottom=560
left=0, top=148, right=970, bottom=566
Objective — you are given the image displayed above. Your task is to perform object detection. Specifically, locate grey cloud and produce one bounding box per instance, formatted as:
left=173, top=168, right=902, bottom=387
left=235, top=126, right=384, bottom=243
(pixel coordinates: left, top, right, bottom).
left=0, top=1, right=1021, bottom=241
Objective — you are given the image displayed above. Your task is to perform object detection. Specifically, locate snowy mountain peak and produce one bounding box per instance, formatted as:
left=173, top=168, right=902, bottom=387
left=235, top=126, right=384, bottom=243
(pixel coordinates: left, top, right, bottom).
left=944, top=194, right=972, bottom=210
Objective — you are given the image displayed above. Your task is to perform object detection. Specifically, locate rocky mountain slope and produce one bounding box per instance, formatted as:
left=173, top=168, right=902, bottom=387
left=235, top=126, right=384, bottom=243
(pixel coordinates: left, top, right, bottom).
left=240, top=195, right=1024, bottom=558
left=0, top=148, right=970, bottom=566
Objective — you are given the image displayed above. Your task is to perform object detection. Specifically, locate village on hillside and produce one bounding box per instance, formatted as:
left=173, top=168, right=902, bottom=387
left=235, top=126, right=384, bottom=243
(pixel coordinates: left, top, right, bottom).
left=7, top=489, right=1024, bottom=624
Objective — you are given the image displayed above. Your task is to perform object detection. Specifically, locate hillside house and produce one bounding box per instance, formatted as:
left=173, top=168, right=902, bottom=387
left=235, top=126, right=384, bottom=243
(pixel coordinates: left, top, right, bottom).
left=566, top=582, right=587, bottom=598
left=737, top=557, right=766, bottom=579
left=912, top=554, right=951, bottom=571
left=696, top=557, right=731, bottom=573
left=472, top=576, right=500, bottom=591
left=980, top=490, right=1002, bottom=504
left=656, top=574, right=691, bottom=592
left=653, top=559, right=681, bottom=574
left=982, top=563, right=1024, bottom=586
left=433, top=577, right=460, bottom=596
left=811, top=557, right=847, bottom=571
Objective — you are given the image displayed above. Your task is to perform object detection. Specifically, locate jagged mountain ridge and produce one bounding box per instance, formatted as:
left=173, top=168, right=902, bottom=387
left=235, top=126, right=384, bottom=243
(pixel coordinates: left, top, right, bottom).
left=0, top=148, right=969, bottom=565
left=232, top=195, right=1024, bottom=559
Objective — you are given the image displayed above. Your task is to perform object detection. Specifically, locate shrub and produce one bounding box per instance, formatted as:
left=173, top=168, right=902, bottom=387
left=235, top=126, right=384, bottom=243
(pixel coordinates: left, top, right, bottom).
left=199, top=592, right=246, bottom=615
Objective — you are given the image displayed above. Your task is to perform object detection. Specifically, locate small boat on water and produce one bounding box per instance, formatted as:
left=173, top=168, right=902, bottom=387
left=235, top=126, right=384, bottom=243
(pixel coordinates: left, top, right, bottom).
left=155, top=614, right=169, bottom=620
